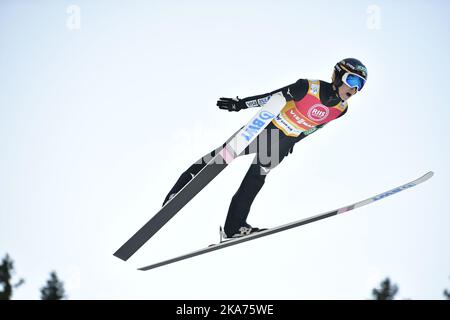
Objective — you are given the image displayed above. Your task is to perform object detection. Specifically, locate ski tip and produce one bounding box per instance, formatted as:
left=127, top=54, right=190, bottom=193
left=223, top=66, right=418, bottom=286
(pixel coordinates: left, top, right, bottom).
left=423, top=171, right=434, bottom=180
left=409, top=171, right=434, bottom=186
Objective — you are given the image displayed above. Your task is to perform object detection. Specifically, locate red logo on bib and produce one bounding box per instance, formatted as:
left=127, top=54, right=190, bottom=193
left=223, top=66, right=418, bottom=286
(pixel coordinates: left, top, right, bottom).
left=307, top=104, right=329, bottom=122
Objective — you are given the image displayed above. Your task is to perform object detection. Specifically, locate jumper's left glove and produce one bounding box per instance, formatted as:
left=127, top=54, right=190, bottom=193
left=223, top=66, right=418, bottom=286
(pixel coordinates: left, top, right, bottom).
left=217, top=96, right=246, bottom=112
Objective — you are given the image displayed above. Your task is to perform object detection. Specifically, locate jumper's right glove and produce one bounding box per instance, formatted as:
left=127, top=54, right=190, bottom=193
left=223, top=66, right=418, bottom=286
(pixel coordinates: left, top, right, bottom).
left=216, top=96, right=246, bottom=112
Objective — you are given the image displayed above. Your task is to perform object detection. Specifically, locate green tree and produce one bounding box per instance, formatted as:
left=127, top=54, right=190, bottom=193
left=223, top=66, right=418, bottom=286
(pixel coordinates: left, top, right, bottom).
left=0, top=254, right=24, bottom=300
left=445, top=290, right=450, bottom=299
left=444, top=276, right=450, bottom=300
left=372, top=277, right=398, bottom=300
left=40, top=271, right=66, bottom=300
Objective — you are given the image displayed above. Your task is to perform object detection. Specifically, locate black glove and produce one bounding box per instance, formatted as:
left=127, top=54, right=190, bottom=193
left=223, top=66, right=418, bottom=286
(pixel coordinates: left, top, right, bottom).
left=217, top=96, right=246, bottom=112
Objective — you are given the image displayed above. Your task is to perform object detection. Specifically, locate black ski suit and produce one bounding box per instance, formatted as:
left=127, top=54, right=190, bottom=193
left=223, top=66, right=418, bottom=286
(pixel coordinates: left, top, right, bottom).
left=163, top=79, right=347, bottom=236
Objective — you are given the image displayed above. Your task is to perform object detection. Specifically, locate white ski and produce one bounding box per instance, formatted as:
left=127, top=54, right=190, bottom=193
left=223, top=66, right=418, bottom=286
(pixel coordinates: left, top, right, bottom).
left=138, top=171, right=434, bottom=271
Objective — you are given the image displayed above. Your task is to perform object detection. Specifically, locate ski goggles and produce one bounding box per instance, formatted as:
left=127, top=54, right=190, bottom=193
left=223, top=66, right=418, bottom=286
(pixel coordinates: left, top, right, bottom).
left=342, top=73, right=366, bottom=91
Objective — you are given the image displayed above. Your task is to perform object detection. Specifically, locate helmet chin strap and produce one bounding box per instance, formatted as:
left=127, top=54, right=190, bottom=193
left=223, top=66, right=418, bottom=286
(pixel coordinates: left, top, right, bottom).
left=331, top=82, right=344, bottom=102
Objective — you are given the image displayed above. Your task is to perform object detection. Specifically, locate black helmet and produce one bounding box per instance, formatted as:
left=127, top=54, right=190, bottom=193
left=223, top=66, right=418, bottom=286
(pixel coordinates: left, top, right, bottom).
left=332, top=58, right=368, bottom=90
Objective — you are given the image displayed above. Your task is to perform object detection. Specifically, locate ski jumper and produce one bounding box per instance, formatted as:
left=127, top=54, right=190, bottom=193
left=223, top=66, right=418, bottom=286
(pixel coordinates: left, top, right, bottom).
left=163, top=79, right=348, bottom=236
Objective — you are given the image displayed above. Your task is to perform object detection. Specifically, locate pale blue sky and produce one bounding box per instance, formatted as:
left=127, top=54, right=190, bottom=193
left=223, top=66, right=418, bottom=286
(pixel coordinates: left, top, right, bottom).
left=1, top=0, right=449, bottom=299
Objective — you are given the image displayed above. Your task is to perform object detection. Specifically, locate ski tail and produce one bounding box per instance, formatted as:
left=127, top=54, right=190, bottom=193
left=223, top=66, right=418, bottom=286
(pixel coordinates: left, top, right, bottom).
left=113, top=156, right=228, bottom=261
